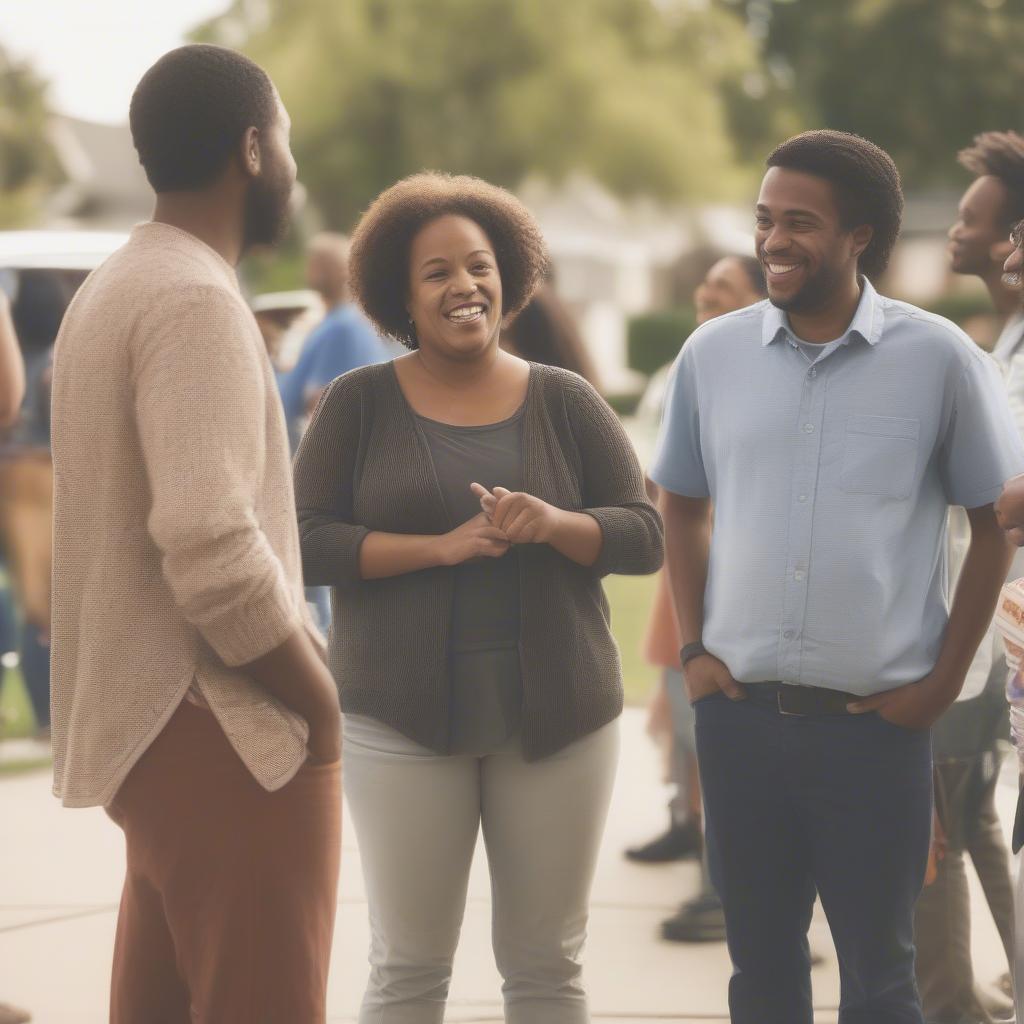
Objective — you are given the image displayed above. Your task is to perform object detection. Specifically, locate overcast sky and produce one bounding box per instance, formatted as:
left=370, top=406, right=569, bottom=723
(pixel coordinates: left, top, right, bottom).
left=1, top=0, right=232, bottom=123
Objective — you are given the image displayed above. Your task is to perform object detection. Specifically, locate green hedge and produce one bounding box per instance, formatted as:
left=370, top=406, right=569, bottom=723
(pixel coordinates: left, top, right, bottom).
left=923, top=292, right=994, bottom=327
left=627, top=307, right=696, bottom=378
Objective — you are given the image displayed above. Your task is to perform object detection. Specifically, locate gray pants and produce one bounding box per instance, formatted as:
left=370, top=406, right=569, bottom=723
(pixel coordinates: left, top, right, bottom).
left=665, top=667, right=697, bottom=825
left=666, top=669, right=718, bottom=904
left=343, top=713, right=620, bottom=1024
left=914, top=760, right=1015, bottom=1022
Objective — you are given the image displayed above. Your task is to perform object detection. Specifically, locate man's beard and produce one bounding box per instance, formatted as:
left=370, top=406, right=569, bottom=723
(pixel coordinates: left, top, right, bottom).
left=766, top=259, right=843, bottom=314
left=242, top=170, right=293, bottom=250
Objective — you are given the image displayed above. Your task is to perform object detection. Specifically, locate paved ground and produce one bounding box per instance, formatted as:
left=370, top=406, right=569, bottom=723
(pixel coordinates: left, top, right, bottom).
left=0, top=708, right=1015, bottom=1023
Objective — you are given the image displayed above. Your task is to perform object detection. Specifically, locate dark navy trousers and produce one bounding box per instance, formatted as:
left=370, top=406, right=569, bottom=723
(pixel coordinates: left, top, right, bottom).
left=694, top=685, right=933, bottom=1024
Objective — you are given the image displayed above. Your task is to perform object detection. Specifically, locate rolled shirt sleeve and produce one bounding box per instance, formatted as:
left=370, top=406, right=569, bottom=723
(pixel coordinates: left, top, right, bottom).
left=649, top=342, right=709, bottom=498
left=940, top=351, right=1024, bottom=508
left=132, top=287, right=301, bottom=667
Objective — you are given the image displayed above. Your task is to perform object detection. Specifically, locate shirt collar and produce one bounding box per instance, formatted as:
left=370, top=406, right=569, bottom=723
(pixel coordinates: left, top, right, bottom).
left=761, top=277, right=883, bottom=348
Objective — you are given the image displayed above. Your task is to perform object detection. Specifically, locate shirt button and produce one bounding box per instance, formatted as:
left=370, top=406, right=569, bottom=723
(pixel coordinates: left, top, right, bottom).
left=803, top=423, right=814, bottom=434
left=783, top=630, right=795, bottom=640
left=798, top=494, right=808, bottom=503
left=794, top=570, right=806, bottom=582
left=810, top=368, right=818, bottom=378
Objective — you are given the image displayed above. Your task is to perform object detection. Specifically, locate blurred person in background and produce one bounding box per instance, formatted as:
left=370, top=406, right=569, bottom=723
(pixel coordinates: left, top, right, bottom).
left=0, top=271, right=31, bottom=1024
left=655, top=130, right=1023, bottom=1024
left=278, top=233, right=392, bottom=633
left=278, top=231, right=391, bottom=451
left=950, top=133, right=1024, bottom=361
left=50, top=45, right=341, bottom=1022
left=991, top=225, right=1024, bottom=1024
left=911, top=132, right=1024, bottom=1024
left=626, top=256, right=766, bottom=947
left=0, top=287, right=25, bottom=426
left=0, top=270, right=71, bottom=741
left=500, top=281, right=601, bottom=386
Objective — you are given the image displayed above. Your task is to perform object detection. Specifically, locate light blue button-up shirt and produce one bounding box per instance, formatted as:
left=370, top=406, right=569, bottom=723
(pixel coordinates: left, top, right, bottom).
left=650, top=279, right=1024, bottom=695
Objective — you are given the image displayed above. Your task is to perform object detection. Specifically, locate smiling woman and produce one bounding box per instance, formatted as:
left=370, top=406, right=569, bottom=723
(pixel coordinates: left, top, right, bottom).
left=349, top=172, right=548, bottom=349
left=294, top=171, right=663, bottom=1024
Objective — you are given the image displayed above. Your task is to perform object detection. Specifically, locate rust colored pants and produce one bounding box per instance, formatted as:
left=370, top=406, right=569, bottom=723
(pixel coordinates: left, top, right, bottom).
left=107, top=699, right=341, bottom=1024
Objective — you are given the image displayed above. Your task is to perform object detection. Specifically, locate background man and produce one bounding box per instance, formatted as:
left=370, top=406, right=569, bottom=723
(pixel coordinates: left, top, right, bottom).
left=911, top=130, right=1024, bottom=1024
left=628, top=256, right=767, bottom=948
left=653, top=130, right=1024, bottom=1024
left=50, top=45, right=341, bottom=1022
left=278, top=231, right=390, bottom=451
left=992, top=223, right=1024, bottom=1024
left=950, top=132, right=1024, bottom=361
left=279, top=231, right=390, bottom=631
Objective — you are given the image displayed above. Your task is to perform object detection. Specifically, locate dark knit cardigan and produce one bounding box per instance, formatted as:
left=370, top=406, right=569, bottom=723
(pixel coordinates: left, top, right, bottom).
left=294, top=361, right=664, bottom=759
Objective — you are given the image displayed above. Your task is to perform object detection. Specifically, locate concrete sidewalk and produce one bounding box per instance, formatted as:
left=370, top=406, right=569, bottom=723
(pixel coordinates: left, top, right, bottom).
left=0, top=709, right=1015, bottom=1023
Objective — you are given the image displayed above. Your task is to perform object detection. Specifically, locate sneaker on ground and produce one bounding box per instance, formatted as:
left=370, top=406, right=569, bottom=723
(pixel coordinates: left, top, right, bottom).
left=660, top=894, right=727, bottom=943
left=624, top=819, right=702, bottom=864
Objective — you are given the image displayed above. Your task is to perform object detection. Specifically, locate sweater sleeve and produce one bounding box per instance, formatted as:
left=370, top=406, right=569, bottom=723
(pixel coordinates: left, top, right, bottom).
left=564, top=373, right=664, bottom=577
left=131, top=286, right=301, bottom=667
left=294, top=371, right=371, bottom=588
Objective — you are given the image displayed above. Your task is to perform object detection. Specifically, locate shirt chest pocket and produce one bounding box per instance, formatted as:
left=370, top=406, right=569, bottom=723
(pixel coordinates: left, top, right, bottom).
left=839, top=414, right=921, bottom=500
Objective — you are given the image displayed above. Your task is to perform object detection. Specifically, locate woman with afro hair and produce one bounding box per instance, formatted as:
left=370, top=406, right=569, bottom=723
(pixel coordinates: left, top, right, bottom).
left=294, top=172, right=663, bottom=1023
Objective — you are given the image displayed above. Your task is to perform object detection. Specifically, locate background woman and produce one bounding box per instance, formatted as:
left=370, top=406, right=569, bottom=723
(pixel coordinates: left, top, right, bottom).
left=294, top=172, right=662, bottom=1024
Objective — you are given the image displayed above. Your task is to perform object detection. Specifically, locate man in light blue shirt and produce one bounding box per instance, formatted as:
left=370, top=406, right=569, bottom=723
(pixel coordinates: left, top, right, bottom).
left=653, top=130, right=1024, bottom=1024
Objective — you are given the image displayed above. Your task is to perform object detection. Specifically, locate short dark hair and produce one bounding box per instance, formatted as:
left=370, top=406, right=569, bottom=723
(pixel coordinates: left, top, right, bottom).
left=129, top=44, right=277, bottom=192
left=957, top=131, right=1024, bottom=228
left=766, top=130, right=904, bottom=280
left=349, top=173, right=550, bottom=348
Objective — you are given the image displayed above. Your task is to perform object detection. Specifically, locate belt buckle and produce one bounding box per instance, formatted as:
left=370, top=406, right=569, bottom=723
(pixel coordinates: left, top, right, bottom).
left=777, top=686, right=804, bottom=717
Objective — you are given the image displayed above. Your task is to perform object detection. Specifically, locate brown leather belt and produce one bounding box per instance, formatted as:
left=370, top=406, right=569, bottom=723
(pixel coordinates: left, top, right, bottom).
left=750, top=682, right=859, bottom=717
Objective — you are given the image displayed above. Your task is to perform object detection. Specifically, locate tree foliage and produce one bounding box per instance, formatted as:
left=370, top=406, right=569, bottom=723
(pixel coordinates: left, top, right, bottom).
left=0, top=45, right=61, bottom=227
left=194, top=0, right=785, bottom=227
left=722, top=0, right=1024, bottom=188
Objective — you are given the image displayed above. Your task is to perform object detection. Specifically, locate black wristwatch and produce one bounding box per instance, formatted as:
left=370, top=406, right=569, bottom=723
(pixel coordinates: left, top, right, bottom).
left=680, top=641, right=708, bottom=668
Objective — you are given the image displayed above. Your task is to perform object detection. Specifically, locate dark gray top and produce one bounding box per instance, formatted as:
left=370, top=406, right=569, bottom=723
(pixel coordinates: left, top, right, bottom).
left=295, top=361, right=664, bottom=760
left=416, top=407, right=525, bottom=754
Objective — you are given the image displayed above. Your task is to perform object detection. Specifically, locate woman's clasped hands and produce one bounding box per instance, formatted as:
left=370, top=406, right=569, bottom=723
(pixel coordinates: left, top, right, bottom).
left=469, top=482, right=564, bottom=548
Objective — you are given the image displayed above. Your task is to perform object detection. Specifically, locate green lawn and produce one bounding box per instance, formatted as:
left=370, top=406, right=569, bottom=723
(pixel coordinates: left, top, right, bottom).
left=0, top=667, right=36, bottom=739
left=604, top=572, right=660, bottom=706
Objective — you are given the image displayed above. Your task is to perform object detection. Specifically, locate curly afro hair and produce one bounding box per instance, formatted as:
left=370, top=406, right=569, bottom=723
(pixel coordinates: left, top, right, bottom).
left=766, top=130, right=904, bottom=280
left=349, top=173, right=550, bottom=348
left=958, top=131, right=1024, bottom=228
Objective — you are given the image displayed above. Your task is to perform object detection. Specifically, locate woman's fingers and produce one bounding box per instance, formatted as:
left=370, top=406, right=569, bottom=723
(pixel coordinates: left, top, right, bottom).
left=479, top=526, right=510, bottom=542
left=492, top=492, right=525, bottom=531
left=503, top=507, right=534, bottom=541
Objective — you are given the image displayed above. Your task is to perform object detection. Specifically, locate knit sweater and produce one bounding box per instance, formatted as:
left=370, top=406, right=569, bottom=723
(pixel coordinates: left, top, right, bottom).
left=51, top=222, right=316, bottom=808
left=294, top=361, right=664, bottom=759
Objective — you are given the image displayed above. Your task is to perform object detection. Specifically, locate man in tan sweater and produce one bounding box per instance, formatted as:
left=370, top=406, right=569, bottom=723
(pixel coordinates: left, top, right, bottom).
left=50, top=45, right=341, bottom=1023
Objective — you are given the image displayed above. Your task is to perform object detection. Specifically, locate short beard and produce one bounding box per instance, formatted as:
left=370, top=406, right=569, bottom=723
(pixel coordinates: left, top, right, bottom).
left=767, top=261, right=843, bottom=314
left=242, top=170, right=293, bottom=250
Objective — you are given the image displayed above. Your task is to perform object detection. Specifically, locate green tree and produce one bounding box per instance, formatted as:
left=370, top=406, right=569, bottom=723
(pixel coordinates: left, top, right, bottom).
left=722, top=0, right=1024, bottom=188
left=0, top=45, right=60, bottom=227
left=195, top=0, right=784, bottom=227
